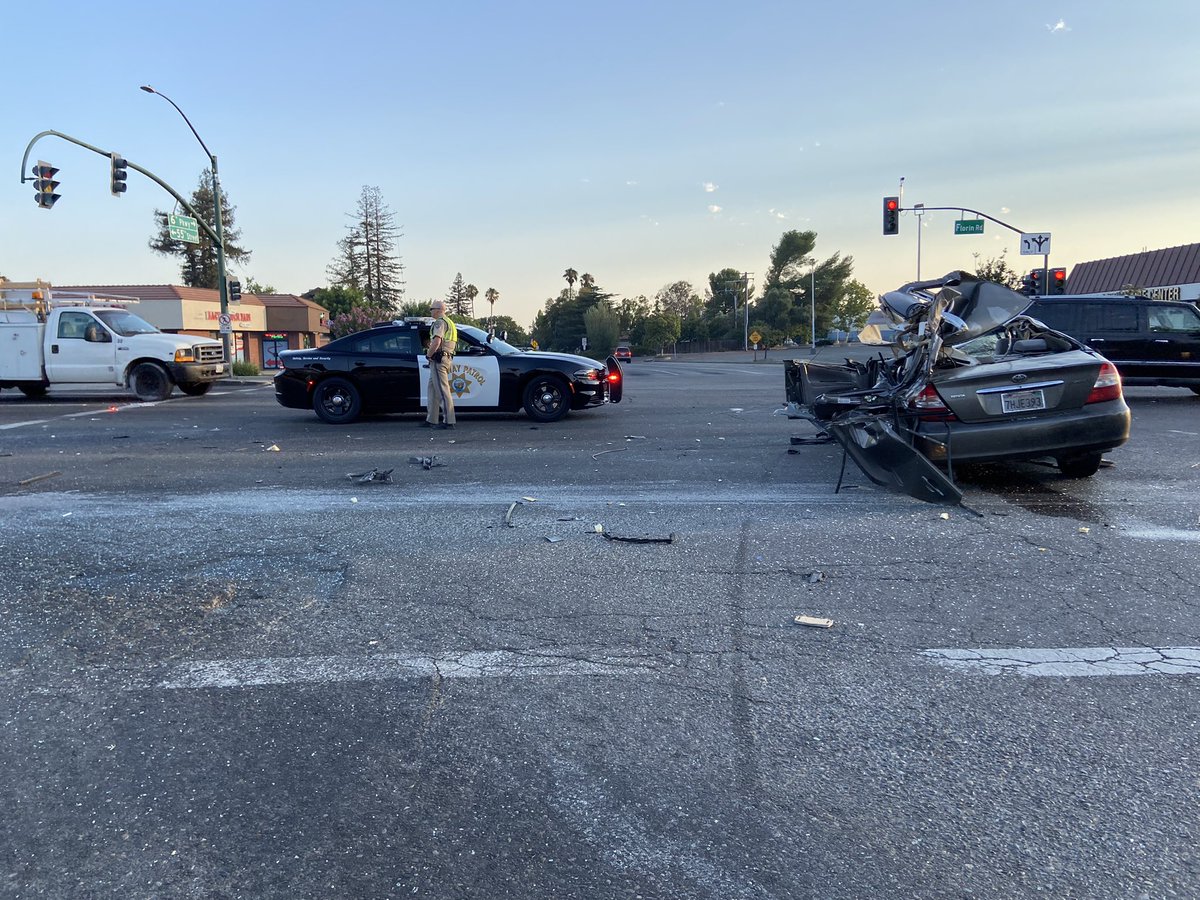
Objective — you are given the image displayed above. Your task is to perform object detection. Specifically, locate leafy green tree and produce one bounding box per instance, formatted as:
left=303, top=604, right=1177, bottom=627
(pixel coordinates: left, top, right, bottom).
left=487, top=315, right=528, bottom=345
left=149, top=168, right=251, bottom=288
left=830, top=279, right=877, bottom=334
left=655, top=280, right=698, bottom=318
left=328, top=304, right=395, bottom=338
left=327, top=185, right=405, bottom=310
left=244, top=277, right=276, bottom=295
left=972, top=249, right=1022, bottom=291
left=632, top=310, right=680, bottom=356
left=584, top=305, right=620, bottom=355
left=305, top=285, right=365, bottom=319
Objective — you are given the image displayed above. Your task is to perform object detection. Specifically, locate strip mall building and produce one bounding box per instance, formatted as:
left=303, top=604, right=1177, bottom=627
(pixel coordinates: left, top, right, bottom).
left=57, top=284, right=331, bottom=369
left=1067, top=243, right=1200, bottom=303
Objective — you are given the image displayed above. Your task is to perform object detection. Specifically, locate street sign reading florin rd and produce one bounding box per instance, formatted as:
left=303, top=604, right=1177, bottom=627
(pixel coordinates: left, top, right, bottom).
left=168, top=213, right=199, bottom=244
left=954, top=219, right=984, bottom=235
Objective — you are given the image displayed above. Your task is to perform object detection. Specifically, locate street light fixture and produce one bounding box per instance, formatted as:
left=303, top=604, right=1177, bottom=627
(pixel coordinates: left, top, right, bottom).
left=140, top=85, right=232, bottom=368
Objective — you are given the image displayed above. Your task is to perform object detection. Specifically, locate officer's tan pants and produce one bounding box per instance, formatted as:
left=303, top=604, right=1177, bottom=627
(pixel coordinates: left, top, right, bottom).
left=426, top=356, right=455, bottom=425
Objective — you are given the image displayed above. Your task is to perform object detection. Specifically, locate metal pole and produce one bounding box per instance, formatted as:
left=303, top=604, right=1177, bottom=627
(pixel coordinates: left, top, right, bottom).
left=141, top=86, right=231, bottom=367
left=810, top=267, right=816, bottom=351
left=743, top=273, right=750, bottom=351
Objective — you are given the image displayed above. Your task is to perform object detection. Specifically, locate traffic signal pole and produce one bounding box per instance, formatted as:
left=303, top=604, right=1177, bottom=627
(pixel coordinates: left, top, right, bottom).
left=19, top=127, right=232, bottom=365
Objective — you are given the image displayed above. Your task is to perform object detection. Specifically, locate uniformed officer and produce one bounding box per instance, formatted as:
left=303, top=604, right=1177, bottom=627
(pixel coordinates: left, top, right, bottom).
left=422, top=300, right=458, bottom=429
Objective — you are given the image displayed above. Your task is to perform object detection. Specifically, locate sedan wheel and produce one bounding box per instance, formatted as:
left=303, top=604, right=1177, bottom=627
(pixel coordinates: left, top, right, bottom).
left=313, top=377, right=363, bottom=424
left=523, top=376, right=571, bottom=423
left=1057, top=451, right=1103, bottom=478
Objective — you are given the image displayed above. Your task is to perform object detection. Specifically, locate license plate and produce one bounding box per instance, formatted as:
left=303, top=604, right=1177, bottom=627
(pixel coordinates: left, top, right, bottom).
left=1001, top=388, right=1046, bottom=413
left=215, top=364, right=225, bottom=373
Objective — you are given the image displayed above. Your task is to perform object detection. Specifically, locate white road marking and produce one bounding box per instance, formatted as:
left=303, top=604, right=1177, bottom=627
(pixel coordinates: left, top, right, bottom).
left=1123, top=527, right=1200, bottom=542
left=923, top=646, right=1200, bottom=677
left=154, top=649, right=661, bottom=690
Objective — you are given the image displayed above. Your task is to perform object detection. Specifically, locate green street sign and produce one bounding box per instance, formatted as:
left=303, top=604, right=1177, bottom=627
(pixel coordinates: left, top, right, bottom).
left=954, top=219, right=985, bottom=235
left=168, top=213, right=199, bottom=244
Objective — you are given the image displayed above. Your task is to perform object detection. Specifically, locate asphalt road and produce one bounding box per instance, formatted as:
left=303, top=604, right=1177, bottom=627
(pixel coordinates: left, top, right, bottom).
left=2, top=362, right=1199, bottom=899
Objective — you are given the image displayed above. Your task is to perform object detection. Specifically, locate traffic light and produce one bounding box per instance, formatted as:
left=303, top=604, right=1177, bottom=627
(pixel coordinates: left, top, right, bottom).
left=228, top=279, right=242, bottom=303
left=31, top=161, right=61, bottom=209
left=883, top=196, right=900, bottom=235
left=110, top=154, right=128, bottom=196
left=1028, top=268, right=1046, bottom=296
left=1048, top=267, right=1067, bottom=295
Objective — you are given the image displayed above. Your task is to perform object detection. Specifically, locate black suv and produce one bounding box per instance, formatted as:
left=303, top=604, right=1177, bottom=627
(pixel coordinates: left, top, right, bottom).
left=1026, top=295, right=1200, bottom=394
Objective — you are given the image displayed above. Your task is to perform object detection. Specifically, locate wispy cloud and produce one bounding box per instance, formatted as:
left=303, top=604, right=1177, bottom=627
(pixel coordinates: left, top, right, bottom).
left=1046, top=19, right=1069, bottom=34
left=625, top=180, right=638, bottom=186
left=708, top=205, right=722, bottom=214
left=703, top=182, right=718, bottom=193
left=768, top=208, right=787, bottom=220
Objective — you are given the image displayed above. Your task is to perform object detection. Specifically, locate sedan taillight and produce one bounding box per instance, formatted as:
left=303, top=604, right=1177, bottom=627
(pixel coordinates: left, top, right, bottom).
left=1086, top=362, right=1123, bottom=404
left=909, top=384, right=956, bottom=420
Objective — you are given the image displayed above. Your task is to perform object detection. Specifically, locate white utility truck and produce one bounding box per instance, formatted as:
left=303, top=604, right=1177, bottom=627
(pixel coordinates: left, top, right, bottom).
left=0, top=279, right=225, bottom=401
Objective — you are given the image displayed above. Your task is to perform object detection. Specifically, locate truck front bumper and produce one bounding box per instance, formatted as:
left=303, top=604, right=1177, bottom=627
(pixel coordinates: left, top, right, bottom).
left=168, top=361, right=226, bottom=386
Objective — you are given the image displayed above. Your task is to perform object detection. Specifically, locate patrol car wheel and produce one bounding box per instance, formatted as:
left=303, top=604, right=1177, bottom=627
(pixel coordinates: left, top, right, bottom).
left=523, top=375, right=570, bottom=423
left=313, top=377, right=362, bottom=424
left=130, top=363, right=174, bottom=402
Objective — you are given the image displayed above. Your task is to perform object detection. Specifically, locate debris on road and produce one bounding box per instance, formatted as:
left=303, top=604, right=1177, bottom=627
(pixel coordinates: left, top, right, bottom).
left=505, top=501, right=521, bottom=527
left=265, top=444, right=281, bottom=452
left=592, top=448, right=627, bottom=460
left=794, top=615, right=835, bottom=628
left=804, top=571, right=825, bottom=584
left=521, top=496, right=539, bottom=502
left=601, top=532, right=676, bottom=544
left=545, top=536, right=563, bottom=543
left=18, top=471, right=61, bottom=486
left=347, top=468, right=394, bottom=484
left=409, top=455, right=445, bottom=470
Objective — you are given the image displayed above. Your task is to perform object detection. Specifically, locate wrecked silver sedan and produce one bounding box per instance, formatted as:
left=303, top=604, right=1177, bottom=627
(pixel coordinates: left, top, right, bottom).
left=785, top=272, right=1131, bottom=504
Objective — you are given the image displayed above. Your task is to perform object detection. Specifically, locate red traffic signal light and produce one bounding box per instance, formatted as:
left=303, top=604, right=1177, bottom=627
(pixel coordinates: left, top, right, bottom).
left=32, top=160, right=61, bottom=209
left=1049, top=267, right=1067, bottom=295
left=883, top=196, right=900, bottom=235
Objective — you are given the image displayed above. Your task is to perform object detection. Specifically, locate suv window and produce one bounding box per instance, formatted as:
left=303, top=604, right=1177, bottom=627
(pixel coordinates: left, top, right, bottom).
left=1148, top=305, right=1200, bottom=332
left=1080, top=302, right=1138, bottom=333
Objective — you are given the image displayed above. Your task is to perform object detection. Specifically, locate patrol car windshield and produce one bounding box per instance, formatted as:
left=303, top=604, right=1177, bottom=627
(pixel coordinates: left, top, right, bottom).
left=93, top=309, right=161, bottom=336
left=458, top=324, right=521, bottom=355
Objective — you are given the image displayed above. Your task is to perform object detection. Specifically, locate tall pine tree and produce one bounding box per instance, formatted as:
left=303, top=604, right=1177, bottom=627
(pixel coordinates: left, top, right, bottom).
left=148, top=169, right=251, bottom=288
left=327, top=185, right=405, bottom=310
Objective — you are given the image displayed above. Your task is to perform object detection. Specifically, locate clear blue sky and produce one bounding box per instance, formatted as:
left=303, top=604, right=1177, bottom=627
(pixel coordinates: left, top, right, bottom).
left=3, top=1, right=1198, bottom=326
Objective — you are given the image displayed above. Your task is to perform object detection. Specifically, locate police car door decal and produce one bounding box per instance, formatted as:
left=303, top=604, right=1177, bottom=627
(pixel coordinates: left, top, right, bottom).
left=419, top=355, right=501, bottom=408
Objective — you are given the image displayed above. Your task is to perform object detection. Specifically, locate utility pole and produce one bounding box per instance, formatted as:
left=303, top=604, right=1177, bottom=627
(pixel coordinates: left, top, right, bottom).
left=740, top=272, right=753, bottom=351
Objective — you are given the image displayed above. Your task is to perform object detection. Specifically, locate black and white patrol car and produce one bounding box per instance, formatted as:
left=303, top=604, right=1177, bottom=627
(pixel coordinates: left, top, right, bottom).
left=273, top=320, right=624, bottom=425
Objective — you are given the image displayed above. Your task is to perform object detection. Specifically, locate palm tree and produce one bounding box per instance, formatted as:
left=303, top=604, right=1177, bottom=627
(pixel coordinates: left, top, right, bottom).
left=580, top=273, right=595, bottom=292
left=484, top=287, right=499, bottom=324
left=563, top=268, right=578, bottom=298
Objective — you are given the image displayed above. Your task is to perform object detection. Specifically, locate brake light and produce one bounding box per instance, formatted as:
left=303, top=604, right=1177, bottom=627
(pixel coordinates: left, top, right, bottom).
left=1086, top=362, right=1123, bottom=404
left=909, top=383, right=956, bottom=420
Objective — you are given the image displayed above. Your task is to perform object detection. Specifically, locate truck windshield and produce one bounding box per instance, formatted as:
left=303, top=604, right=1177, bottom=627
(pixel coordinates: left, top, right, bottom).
left=93, top=309, right=160, bottom=336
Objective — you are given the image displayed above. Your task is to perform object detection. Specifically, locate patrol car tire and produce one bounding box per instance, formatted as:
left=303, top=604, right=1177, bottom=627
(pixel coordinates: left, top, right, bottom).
left=313, top=377, right=362, bottom=424
left=523, top=375, right=571, bottom=423
left=178, top=382, right=213, bottom=396
left=130, top=363, right=174, bottom=402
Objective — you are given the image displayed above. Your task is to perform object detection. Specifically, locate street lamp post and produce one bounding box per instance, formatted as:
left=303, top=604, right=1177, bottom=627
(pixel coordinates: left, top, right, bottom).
left=140, top=85, right=231, bottom=368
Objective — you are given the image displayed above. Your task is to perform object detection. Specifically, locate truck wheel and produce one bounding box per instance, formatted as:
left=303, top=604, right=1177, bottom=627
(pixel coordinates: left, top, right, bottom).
left=523, top=375, right=571, bottom=422
left=19, top=384, right=48, bottom=399
left=130, top=363, right=174, bottom=401
left=178, top=383, right=214, bottom=396
left=313, top=377, right=362, bottom=424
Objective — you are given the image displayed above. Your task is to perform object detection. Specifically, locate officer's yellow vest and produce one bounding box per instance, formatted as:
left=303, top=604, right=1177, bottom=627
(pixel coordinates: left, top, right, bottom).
left=442, top=315, right=458, bottom=348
